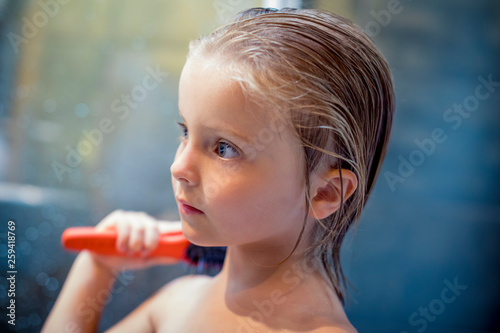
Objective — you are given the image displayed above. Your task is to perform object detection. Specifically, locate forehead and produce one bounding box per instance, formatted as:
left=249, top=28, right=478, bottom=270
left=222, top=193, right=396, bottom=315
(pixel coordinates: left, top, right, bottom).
left=178, top=58, right=277, bottom=135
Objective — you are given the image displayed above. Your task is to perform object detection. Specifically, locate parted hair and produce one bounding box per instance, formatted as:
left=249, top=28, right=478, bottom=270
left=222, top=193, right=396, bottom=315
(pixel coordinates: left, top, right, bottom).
left=188, top=7, right=395, bottom=303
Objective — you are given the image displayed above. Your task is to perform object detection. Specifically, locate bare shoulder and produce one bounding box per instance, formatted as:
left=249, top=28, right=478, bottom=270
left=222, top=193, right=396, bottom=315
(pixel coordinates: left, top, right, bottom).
left=151, top=274, right=212, bottom=306
left=148, top=274, right=212, bottom=326
left=294, top=313, right=357, bottom=333
left=309, top=325, right=358, bottom=333
left=156, top=274, right=212, bottom=296
left=282, top=274, right=357, bottom=333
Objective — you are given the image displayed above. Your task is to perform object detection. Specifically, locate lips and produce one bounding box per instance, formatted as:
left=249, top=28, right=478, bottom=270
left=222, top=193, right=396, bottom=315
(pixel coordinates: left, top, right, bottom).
left=177, top=198, right=204, bottom=215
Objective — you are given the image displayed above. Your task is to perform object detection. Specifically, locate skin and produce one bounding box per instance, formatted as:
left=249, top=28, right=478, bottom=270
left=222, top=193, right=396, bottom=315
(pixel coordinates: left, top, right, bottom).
left=172, top=57, right=309, bottom=260
left=42, top=57, right=358, bottom=333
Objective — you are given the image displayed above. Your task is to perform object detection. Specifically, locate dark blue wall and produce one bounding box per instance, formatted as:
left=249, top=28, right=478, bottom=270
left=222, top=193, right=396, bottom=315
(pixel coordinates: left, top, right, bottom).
left=342, top=1, right=500, bottom=332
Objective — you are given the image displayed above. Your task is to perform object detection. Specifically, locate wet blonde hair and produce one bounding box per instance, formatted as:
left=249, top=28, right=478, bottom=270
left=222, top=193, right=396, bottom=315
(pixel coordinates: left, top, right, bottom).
left=188, top=8, right=395, bottom=302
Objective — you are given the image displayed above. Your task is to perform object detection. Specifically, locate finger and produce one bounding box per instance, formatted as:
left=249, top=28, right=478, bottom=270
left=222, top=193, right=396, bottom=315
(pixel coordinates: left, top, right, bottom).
left=157, top=220, right=182, bottom=234
left=116, top=216, right=131, bottom=253
left=96, top=210, right=123, bottom=231
left=143, top=220, right=159, bottom=254
left=128, top=214, right=146, bottom=253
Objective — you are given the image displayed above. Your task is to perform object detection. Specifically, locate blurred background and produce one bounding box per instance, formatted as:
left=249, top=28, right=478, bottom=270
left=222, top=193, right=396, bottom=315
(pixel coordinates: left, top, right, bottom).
left=0, top=0, right=499, bottom=332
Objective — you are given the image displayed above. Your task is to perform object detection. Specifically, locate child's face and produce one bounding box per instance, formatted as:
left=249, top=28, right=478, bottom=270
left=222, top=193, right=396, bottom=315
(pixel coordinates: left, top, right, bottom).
left=171, top=58, right=310, bottom=252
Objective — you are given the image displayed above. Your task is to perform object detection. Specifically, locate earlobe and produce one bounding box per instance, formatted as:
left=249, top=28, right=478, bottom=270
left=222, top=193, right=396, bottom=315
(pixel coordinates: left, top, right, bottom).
left=308, top=168, right=358, bottom=220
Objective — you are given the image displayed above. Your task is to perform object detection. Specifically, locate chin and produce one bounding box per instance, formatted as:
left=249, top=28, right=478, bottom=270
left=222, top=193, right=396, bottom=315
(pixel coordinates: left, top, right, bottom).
left=180, top=219, right=225, bottom=247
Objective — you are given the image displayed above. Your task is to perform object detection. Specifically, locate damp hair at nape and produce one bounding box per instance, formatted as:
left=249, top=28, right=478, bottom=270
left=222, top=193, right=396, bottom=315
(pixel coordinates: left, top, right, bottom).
left=188, top=7, right=395, bottom=303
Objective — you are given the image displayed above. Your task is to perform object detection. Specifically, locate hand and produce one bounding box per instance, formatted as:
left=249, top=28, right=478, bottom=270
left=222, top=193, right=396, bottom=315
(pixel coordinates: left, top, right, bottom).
left=90, top=210, right=181, bottom=271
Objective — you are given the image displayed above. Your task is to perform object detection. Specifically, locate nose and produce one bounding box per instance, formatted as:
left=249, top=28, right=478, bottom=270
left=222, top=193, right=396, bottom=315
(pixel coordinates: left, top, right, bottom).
left=170, top=143, right=199, bottom=186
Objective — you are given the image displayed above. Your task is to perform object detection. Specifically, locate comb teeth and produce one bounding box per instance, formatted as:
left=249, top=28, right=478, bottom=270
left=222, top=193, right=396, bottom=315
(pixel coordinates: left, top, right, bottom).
left=184, top=245, right=226, bottom=273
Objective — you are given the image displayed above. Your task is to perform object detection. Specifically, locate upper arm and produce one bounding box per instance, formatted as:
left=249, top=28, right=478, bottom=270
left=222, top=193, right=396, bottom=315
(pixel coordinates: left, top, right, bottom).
left=103, top=274, right=206, bottom=333
left=103, top=292, right=157, bottom=333
left=103, top=279, right=178, bottom=333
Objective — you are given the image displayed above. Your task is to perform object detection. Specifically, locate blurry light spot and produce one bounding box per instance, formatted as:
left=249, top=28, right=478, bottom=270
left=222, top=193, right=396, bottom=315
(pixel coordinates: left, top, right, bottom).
left=43, top=98, right=57, bottom=113
left=74, top=103, right=89, bottom=118
left=17, top=316, right=29, bottom=329
left=19, top=241, right=32, bottom=255
left=132, top=36, right=146, bottom=50
left=25, top=227, right=39, bottom=241
left=29, top=313, right=42, bottom=326
left=42, top=287, right=56, bottom=297
left=45, top=277, right=59, bottom=291
left=38, top=221, right=53, bottom=236
left=41, top=205, right=56, bottom=219
left=52, top=213, right=66, bottom=227
left=36, top=272, right=49, bottom=286
left=44, top=259, right=58, bottom=275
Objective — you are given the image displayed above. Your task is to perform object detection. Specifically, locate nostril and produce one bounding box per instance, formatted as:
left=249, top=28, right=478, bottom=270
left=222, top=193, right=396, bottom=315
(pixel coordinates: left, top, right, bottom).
left=170, top=150, right=197, bottom=185
left=170, top=163, right=186, bottom=182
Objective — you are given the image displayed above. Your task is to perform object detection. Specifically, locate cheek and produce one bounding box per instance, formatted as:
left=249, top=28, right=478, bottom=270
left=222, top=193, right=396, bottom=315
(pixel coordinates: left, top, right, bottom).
left=170, top=145, right=181, bottom=190
left=206, top=167, right=306, bottom=228
left=171, top=174, right=178, bottom=195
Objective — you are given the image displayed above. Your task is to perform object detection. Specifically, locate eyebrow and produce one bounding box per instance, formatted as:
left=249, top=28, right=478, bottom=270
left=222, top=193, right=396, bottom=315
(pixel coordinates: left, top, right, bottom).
left=178, top=110, right=253, bottom=143
left=203, top=121, right=253, bottom=143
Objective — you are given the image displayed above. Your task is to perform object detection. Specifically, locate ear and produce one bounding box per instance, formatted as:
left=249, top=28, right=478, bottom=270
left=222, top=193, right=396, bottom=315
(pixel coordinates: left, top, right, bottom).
left=308, top=168, right=358, bottom=220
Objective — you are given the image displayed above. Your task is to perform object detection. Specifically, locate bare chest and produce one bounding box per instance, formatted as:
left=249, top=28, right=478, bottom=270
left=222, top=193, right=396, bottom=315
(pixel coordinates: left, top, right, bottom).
left=154, top=294, right=324, bottom=333
left=151, top=275, right=343, bottom=333
left=155, top=296, right=252, bottom=333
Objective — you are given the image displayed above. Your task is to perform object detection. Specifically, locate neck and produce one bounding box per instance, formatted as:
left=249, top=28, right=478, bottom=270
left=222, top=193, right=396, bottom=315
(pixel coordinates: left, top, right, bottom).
left=215, top=242, right=325, bottom=305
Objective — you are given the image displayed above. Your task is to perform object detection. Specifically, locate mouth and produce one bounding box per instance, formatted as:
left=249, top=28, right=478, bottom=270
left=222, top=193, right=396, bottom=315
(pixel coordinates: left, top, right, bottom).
left=177, top=198, right=204, bottom=215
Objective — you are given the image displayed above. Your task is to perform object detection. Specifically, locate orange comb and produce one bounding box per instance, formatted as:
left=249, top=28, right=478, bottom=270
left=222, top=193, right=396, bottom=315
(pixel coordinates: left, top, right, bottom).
left=61, top=226, right=190, bottom=259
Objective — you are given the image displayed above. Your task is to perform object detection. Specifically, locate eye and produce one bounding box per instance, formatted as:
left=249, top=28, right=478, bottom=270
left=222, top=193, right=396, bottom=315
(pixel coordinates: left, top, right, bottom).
left=177, top=122, right=188, bottom=139
left=216, top=141, right=240, bottom=159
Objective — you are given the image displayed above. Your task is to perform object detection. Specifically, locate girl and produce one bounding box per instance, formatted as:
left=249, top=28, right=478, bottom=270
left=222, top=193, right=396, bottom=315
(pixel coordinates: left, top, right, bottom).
left=43, top=7, right=394, bottom=333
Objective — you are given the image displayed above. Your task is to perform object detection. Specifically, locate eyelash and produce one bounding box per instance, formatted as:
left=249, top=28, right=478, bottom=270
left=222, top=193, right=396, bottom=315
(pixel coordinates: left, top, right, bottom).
left=176, top=122, right=241, bottom=159
left=177, top=122, right=188, bottom=140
